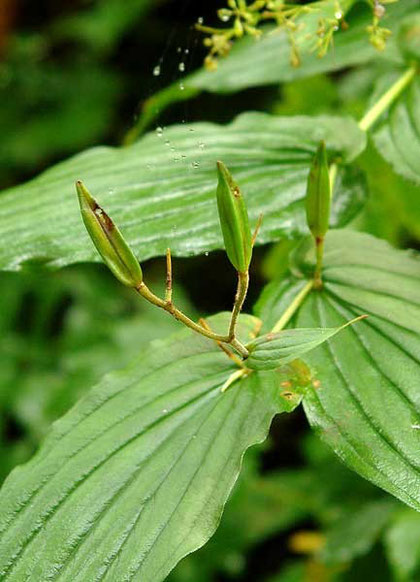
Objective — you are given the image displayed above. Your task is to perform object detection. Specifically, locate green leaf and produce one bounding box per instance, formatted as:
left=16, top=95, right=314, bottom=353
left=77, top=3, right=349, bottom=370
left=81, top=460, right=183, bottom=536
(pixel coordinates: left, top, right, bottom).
left=0, top=113, right=366, bottom=271
left=373, top=76, right=420, bottom=184
left=246, top=318, right=364, bottom=371
left=255, top=229, right=420, bottom=511
left=0, top=313, right=304, bottom=582
left=321, top=499, right=396, bottom=564
left=134, top=0, right=417, bottom=133
left=384, top=508, right=420, bottom=581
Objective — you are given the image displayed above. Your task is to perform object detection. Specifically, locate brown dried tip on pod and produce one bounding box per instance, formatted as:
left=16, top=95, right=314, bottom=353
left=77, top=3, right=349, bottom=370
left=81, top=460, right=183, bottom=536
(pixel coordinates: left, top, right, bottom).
left=76, top=181, right=143, bottom=288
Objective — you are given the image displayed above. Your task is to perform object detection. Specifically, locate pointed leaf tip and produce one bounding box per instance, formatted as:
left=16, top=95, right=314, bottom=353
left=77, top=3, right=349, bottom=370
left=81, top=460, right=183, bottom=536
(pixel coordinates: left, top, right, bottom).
left=75, top=182, right=143, bottom=288
left=216, top=161, right=252, bottom=273
left=246, top=315, right=367, bottom=372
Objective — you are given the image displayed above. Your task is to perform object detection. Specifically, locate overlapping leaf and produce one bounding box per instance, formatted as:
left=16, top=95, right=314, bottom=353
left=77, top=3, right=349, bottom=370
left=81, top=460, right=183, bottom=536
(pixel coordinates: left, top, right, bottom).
left=135, top=0, right=418, bottom=133
left=256, top=229, right=420, bottom=511
left=0, top=113, right=366, bottom=271
left=373, top=76, right=420, bottom=185
left=246, top=320, right=362, bottom=371
left=187, top=0, right=413, bottom=93
left=0, top=313, right=306, bottom=582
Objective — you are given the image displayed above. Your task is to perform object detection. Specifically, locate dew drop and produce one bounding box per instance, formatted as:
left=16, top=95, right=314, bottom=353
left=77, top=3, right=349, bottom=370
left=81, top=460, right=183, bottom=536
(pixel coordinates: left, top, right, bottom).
left=162, top=408, right=168, bottom=414
left=334, top=10, right=342, bottom=19
left=204, top=251, right=209, bottom=256
left=156, top=126, right=163, bottom=137
left=178, top=62, right=185, bottom=72
left=153, top=65, right=161, bottom=76
left=192, top=161, right=200, bottom=168
left=165, top=139, right=171, bottom=147
left=220, top=14, right=229, bottom=22
left=198, top=141, right=205, bottom=150
left=179, top=82, right=185, bottom=91
left=197, top=17, right=203, bottom=24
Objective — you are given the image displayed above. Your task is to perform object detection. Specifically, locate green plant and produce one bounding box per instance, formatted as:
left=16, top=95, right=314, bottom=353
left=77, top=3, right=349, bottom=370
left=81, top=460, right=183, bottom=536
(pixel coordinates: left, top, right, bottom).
left=0, top=1, right=420, bottom=581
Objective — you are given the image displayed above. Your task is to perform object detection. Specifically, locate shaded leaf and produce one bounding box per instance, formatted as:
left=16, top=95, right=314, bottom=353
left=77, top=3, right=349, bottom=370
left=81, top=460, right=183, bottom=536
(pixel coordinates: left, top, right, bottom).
left=52, top=0, right=154, bottom=55
left=0, top=113, right=366, bottom=271
left=321, top=499, right=396, bottom=564
left=256, top=230, right=420, bottom=511
left=0, top=313, right=304, bottom=582
left=373, top=76, right=420, bottom=184
left=384, top=508, right=420, bottom=581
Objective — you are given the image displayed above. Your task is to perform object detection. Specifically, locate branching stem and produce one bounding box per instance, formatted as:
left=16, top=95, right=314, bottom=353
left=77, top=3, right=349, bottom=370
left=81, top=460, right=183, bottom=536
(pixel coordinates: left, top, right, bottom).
left=228, top=271, right=249, bottom=341
left=136, top=271, right=250, bottom=358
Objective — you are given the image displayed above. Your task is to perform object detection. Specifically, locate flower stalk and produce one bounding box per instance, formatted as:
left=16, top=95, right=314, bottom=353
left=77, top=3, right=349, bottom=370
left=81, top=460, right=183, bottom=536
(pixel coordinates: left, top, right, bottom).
left=305, top=141, right=331, bottom=289
left=76, top=174, right=253, bottom=360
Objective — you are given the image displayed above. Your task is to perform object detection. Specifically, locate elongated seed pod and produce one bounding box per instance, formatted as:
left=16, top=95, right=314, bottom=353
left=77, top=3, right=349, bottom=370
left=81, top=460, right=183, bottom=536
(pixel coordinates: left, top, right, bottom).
left=216, top=161, right=252, bottom=273
left=76, top=181, right=143, bottom=287
left=305, top=141, right=331, bottom=240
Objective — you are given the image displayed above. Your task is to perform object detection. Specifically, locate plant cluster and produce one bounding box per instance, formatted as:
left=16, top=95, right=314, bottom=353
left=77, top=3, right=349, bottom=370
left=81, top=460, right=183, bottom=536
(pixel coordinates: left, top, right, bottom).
left=196, top=0, right=398, bottom=70
left=0, top=0, right=420, bottom=581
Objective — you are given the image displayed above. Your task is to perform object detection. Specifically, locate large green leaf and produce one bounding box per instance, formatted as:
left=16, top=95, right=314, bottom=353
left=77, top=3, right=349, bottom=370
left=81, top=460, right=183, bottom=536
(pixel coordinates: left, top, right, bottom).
left=0, top=313, right=305, bottom=582
left=134, top=0, right=417, bottom=133
left=373, top=76, right=420, bottom=185
left=256, top=230, right=420, bottom=511
left=0, top=113, right=366, bottom=271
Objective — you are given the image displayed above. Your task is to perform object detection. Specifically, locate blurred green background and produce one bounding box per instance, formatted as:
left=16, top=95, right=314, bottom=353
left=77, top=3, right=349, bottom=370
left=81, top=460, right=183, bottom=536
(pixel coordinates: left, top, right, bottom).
left=1, top=1, right=420, bottom=581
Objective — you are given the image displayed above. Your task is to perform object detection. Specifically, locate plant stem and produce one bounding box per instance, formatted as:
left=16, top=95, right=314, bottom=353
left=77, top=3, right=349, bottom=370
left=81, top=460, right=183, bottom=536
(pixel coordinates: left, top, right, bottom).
left=228, top=271, right=249, bottom=340
left=165, top=248, right=173, bottom=304
left=136, top=282, right=249, bottom=357
left=271, top=279, right=314, bottom=333
left=329, top=162, right=338, bottom=195
left=358, top=66, right=417, bottom=133
left=313, top=237, right=324, bottom=290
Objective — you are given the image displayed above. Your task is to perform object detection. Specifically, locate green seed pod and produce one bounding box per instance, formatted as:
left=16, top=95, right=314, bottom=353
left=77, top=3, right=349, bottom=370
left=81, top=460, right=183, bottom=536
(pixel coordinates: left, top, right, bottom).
left=398, top=14, right=420, bottom=62
left=76, top=181, right=143, bottom=288
left=216, top=161, right=252, bottom=273
left=305, top=141, right=331, bottom=241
